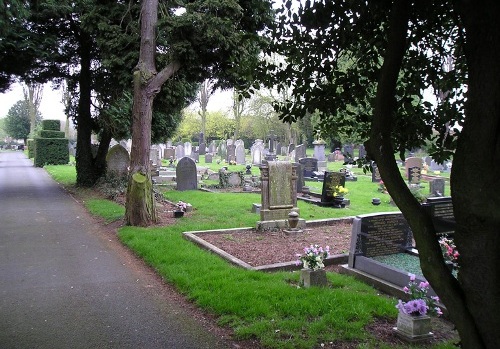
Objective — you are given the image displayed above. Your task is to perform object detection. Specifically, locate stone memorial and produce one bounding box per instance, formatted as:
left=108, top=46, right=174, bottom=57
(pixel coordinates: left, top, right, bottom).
left=164, top=147, right=175, bottom=160
left=176, top=157, right=197, bottom=191
left=295, top=144, right=306, bottom=162
left=321, top=171, right=346, bottom=205
left=371, top=162, right=382, bottom=183
left=106, top=144, right=129, bottom=177
left=408, top=167, right=421, bottom=185
left=313, top=139, right=326, bottom=161
left=429, top=178, right=445, bottom=197
left=184, top=142, right=192, bottom=158
left=358, top=145, right=366, bottom=158
left=235, top=144, right=245, bottom=164
left=227, top=144, right=236, bottom=163
left=205, top=153, right=213, bottom=163
left=405, top=157, right=422, bottom=181
left=258, top=161, right=299, bottom=223
left=421, top=197, right=455, bottom=235
left=299, top=157, right=318, bottom=178
left=175, top=144, right=184, bottom=159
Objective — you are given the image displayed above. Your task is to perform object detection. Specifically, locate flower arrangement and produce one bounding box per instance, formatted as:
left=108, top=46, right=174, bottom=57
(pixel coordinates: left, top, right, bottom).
left=396, top=274, right=442, bottom=316
left=439, top=235, right=459, bottom=267
left=176, top=201, right=189, bottom=212
left=333, top=185, right=349, bottom=197
left=295, top=244, right=330, bottom=271
left=378, top=180, right=388, bottom=193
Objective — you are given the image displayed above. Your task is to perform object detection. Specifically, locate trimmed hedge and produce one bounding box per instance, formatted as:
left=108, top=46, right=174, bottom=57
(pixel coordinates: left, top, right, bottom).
left=34, top=138, right=69, bottom=167
left=41, top=120, right=61, bottom=131
left=27, top=139, right=35, bottom=158
left=40, top=130, right=65, bottom=138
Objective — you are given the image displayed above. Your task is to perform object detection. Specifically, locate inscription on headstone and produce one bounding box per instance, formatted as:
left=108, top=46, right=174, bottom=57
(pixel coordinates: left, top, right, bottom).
left=422, top=197, right=455, bottom=235
left=299, top=157, right=318, bottom=178
left=321, top=172, right=346, bottom=204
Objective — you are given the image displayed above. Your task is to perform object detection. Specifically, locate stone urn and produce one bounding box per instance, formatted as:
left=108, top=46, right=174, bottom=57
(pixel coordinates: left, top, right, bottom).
left=393, top=312, right=433, bottom=342
left=288, top=211, right=300, bottom=229
left=300, top=268, right=328, bottom=288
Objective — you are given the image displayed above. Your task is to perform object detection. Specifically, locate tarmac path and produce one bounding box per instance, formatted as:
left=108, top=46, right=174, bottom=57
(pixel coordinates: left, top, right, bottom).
left=0, top=151, right=229, bottom=349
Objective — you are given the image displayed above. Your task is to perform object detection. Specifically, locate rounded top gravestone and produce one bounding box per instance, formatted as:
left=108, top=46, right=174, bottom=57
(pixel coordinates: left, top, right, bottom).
left=106, top=144, right=130, bottom=177
left=176, top=157, right=198, bottom=191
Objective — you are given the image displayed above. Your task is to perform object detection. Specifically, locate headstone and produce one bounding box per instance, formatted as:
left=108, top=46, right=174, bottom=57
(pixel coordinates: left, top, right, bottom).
left=235, top=144, right=245, bottom=164
left=176, top=157, right=197, bottom=191
left=405, top=157, right=422, bottom=181
left=288, top=143, right=295, bottom=155
left=421, top=197, right=455, bottom=235
left=209, top=141, right=217, bottom=154
left=295, top=144, right=306, bottom=162
left=313, top=139, right=326, bottom=161
left=343, top=144, right=354, bottom=158
left=296, top=163, right=304, bottom=193
left=275, top=142, right=282, bottom=156
left=408, top=166, right=421, bottom=185
left=251, top=140, right=264, bottom=165
left=191, top=151, right=199, bottom=162
left=358, top=145, right=366, bottom=158
left=184, top=142, right=192, bottom=157
left=205, top=153, right=213, bottom=163
left=175, top=144, right=184, bottom=159
left=164, top=147, right=175, bottom=160
left=106, top=144, right=129, bottom=177
left=227, top=172, right=242, bottom=186
left=371, top=162, right=382, bottom=183
left=430, top=159, right=445, bottom=172
left=227, top=144, right=236, bottom=163
left=321, top=172, right=346, bottom=204
left=198, top=132, right=206, bottom=155
left=429, top=178, right=445, bottom=197
left=150, top=147, right=160, bottom=168
left=349, top=212, right=413, bottom=262
left=299, top=157, right=318, bottom=178
left=259, top=161, right=299, bottom=222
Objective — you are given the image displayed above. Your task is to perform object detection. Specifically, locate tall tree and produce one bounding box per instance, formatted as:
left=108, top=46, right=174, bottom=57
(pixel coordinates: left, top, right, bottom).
left=264, top=1, right=499, bottom=347
left=22, top=82, right=43, bottom=137
left=4, top=100, right=42, bottom=143
left=197, top=79, right=216, bottom=137
left=126, top=0, right=273, bottom=226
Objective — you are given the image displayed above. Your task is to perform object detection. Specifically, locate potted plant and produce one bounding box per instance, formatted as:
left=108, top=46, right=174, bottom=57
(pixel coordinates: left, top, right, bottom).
left=394, top=275, right=442, bottom=342
left=439, top=235, right=459, bottom=271
left=295, top=244, right=330, bottom=287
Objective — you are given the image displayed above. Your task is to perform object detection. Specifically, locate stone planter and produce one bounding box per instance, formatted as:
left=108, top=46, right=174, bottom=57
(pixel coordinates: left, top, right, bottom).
left=393, top=312, right=433, bottom=342
left=300, top=268, right=328, bottom=288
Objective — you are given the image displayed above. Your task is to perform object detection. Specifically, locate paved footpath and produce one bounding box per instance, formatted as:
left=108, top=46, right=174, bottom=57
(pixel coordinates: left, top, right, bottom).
left=0, top=152, right=229, bottom=349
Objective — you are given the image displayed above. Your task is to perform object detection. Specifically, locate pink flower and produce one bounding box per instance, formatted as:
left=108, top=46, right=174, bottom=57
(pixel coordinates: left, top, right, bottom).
left=409, top=274, right=416, bottom=281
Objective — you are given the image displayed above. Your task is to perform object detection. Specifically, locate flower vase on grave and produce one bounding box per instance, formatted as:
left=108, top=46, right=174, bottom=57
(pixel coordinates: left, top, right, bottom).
left=394, top=312, right=433, bottom=343
left=300, top=269, right=328, bottom=288
left=333, top=196, right=345, bottom=208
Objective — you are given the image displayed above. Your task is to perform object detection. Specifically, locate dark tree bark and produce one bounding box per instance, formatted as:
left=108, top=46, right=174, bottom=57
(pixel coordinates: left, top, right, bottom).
left=366, top=1, right=487, bottom=348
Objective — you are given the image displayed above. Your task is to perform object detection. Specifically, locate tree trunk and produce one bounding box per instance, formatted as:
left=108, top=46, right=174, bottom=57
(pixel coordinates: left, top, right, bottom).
left=450, top=2, right=500, bottom=348
left=125, top=0, right=180, bottom=226
left=366, top=1, right=486, bottom=348
left=75, top=31, right=100, bottom=187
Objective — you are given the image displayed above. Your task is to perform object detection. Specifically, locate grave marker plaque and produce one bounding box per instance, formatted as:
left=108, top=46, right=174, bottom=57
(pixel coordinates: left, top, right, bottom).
left=298, top=157, right=318, bottom=178
left=408, top=166, right=421, bottom=184
left=422, top=197, right=455, bottom=235
left=321, top=172, right=346, bottom=204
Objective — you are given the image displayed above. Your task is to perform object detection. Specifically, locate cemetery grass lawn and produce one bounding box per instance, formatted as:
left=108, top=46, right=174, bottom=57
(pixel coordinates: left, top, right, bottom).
left=44, top=165, right=457, bottom=349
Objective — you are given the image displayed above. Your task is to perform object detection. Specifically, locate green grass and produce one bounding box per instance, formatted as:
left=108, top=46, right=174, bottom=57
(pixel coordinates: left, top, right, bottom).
left=86, top=199, right=125, bottom=223
left=44, top=164, right=77, bottom=186
left=43, top=162, right=457, bottom=349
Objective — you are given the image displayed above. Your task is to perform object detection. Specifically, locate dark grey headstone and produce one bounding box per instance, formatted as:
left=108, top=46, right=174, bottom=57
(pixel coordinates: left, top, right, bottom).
left=295, top=144, right=306, bottom=161
left=298, top=157, right=318, bottom=178
left=164, top=148, right=175, bottom=160
left=349, top=212, right=413, bottom=260
left=205, top=153, right=213, bottom=163
left=408, top=166, right=421, bottom=184
left=421, top=197, right=455, bottom=235
left=358, top=145, right=366, bottom=158
left=199, top=143, right=206, bottom=155
left=176, top=157, right=197, bottom=191
left=226, top=144, right=236, bottom=162
left=321, top=171, right=346, bottom=203
left=429, top=178, right=445, bottom=197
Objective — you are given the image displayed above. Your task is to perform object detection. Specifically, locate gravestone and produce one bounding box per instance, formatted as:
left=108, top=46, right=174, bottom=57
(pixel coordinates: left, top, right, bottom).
left=191, top=151, right=199, bottom=162
left=209, top=141, right=217, bottom=154
left=430, top=159, right=445, bottom=172
left=313, top=139, right=326, bottom=161
left=205, top=153, right=213, bottom=163
left=405, top=157, right=422, bottom=181
left=429, top=178, right=445, bottom=197
left=265, top=131, right=277, bottom=161
left=251, top=140, right=264, bottom=165
left=275, top=142, right=282, bottom=156
left=321, top=172, right=346, bottom=204
left=235, top=144, right=245, bottom=164
left=175, top=144, right=184, bottom=159
left=358, top=145, right=366, bottom=158
left=106, top=144, right=129, bottom=177
left=408, top=166, right=421, bottom=185
left=259, top=161, right=299, bottom=222
left=295, top=144, right=306, bottom=161
left=149, top=147, right=160, bottom=168
left=421, top=197, right=455, bottom=235
left=198, top=132, right=206, bottom=155
left=299, top=157, right=318, bottom=178
left=288, top=143, right=295, bottom=155
left=164, top=147, right=175, bottom=160
left=343, top=144, right=354, bottom=158
left=371, top=162, right=382, bottom=182
left=227, top=172, right=242, bottom=186
left=184, top=142, right=192, bottom=158
left=227, top=144, right=236, bottom=163
left=176, top=157, right=197, bottom=191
